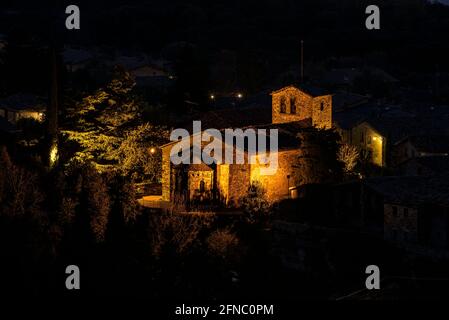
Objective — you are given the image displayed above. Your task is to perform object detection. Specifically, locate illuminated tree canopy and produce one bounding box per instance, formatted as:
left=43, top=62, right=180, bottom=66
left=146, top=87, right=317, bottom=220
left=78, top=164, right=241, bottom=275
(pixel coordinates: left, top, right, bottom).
left=62, top=67, right=169, bottom=180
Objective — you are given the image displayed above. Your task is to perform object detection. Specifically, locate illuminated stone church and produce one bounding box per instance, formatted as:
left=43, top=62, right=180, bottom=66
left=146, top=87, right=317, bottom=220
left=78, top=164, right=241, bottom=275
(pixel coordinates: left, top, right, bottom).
left=159, top=85, right=332, bottom=206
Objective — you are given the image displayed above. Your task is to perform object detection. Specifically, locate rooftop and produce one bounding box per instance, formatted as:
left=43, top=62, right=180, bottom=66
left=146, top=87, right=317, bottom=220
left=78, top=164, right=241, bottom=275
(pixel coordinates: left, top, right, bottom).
left=0, top=94, right=46, bottom=112
left=271, top=85, right=332, bottom=97
left=402, top=135, right=449, bottom=154
left=364, top=175, right=449, bottom=207
left=0, top=117, right=17, bottom=133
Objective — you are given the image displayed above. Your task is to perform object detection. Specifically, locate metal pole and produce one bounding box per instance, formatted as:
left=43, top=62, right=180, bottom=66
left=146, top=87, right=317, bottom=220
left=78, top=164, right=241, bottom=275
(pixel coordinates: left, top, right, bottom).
left=301, top=40, right=304, bottom=83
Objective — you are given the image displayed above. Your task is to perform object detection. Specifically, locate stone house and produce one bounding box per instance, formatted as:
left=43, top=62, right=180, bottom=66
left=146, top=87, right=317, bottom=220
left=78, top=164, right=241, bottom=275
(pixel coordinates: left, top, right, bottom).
left=158, top=85, right=333, bottom=207
left=393, top=135, right=449, bottom=166
left=395, top=156, right=449, bottom=176
left=333, top=175, right=449, bottom=257
left=334, top=100, right=449, bottom=169
left=0, top=94, right=45, bottom=124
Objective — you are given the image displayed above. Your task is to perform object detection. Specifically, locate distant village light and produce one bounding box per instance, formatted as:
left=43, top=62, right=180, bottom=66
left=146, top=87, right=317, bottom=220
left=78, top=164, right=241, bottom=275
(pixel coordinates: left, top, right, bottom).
left=150, top=147, right=156, bottom=154
left=210, top=94, right=215, bottom=100
left=237, top=93, right=243, bottom=99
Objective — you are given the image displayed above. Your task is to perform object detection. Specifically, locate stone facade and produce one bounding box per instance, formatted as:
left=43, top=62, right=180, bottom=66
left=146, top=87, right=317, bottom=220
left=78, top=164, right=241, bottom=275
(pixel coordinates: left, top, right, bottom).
left=384, top=203, right=418, bottom=244
left=250, top=150, right=302, bottom=202
left=311, top=95, right=332, bottom=129
left=352, top=122, right=386, bottom=167
left=159, top=85, right=334, bottom=207
left=216, top=164, right=230, bottom=204
left=161, top=146, right=171, bottom=201
left=271, top=86, right=332, bottom=129
left=226, top=164, right=251, bottom=206
left=187, top=168, right=214, bottom=201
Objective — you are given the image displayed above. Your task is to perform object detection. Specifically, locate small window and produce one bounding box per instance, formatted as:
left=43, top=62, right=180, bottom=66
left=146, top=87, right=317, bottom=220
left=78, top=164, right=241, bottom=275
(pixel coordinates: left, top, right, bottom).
left=405, top=231, right=412, bottom=242
left=7, top=111, right=15, bottom=122
left=290, top=97, right=297, bottom=114
left=320, top=102, right=324, bottom=112
left=392, top=206, right=398, bottom=217
left=199, top=180, right=205, bottom=192
left=391, top=229, right=397, bottom=240
left=403, top=208, right=409, bottom=218
left=280, top=97, right=287, bottom=113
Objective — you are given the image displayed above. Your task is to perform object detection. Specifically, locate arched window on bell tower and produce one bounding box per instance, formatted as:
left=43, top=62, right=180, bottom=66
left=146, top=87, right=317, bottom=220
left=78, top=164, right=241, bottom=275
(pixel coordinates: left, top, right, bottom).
left=280, top=96, right=287, bottom=113
left=290, top=96, right=297, bottom=114
left=199, top=180, right=205, bottom=193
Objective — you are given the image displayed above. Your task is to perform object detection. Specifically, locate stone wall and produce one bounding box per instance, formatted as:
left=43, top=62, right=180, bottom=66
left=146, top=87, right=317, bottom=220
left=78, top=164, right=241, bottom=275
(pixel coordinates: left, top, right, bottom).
left=352, top=122, right=386, bottom=167
left=384, top=203, right=418, bottom=244
left=312, top=95, right=332, bottom=129
left=226, top=164, right=251, bottom=207
left=188, top=170, right=213, bottom=200
left=250, top=149, right=302, bottom=202
left=161, top=146, right=171, bottom=201
left=217, top=164, right=230, bottom=204
left=272, top=87, right=313, bottom=124
left=271, top=86, right=332, bottom=129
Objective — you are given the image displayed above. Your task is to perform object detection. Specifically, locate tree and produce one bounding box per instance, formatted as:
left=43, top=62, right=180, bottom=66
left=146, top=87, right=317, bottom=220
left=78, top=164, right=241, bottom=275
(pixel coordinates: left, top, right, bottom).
left=337, top=143, right=360, bottom=174
left=113, top=123, right=169, bottom=181
left=62, top=67, right=169, bottom=177
left=16, top=118, right=45, bottom=147
left=293, top=128, right=344, bottom=185
left=0, top=146, right=43, bottom=219
left=206, top=228, right=239, bottom=260
left=58, top=163, right=110, bottom=244
left=83, top=165, right=110, bottom=242
left=150, top=212, right=213, bottom=257
left=239, top=181, right=271, bottom=225
left=105, top=173, right=142, bottom=244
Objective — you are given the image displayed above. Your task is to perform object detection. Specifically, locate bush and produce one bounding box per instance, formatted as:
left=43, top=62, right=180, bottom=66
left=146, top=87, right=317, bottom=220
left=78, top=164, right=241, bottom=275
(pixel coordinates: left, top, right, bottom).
left=239, top=181, right=271, bottom=225
left=150, top=212, right=214, bottom=257
left=206, top=228, right=239, bottom=260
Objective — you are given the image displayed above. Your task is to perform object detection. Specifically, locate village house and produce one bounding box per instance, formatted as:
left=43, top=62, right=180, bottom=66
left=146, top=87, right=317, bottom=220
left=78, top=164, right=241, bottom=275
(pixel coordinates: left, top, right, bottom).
left=333, top=100, right=449, bottom=168
left=321, top=67, right=399, bottom=90
left=0, top=94, right=45, bottom=124
left=395, top=156, right=449, bottom=176
left=108, top=54, right=174, bottom=90
left=393, top=134, right=449, bottom=164
left=63, top=46, right=95, bottom=73
left=0, top=117, right=18, bottom=144
left=333, top=103, right=418, bottom=167
left=392, top=134, right=449, bottom=176
left=143, top=85, right=333, bottom=209
left=333, top=175, right=449, bottom=258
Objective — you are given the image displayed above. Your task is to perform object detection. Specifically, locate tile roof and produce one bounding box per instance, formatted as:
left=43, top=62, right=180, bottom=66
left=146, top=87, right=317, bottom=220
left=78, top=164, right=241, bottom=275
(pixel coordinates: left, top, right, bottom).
left=0, top=94, right=45, bottom=112
left=271, top=85, right=332, bottom=97
left=402, top=156, right=449, bottom=174
left=404, top=135, right=449, bottom=154
left=0, top=117, right=17, bottom=133
left=363, top=175, right=449, bottom=207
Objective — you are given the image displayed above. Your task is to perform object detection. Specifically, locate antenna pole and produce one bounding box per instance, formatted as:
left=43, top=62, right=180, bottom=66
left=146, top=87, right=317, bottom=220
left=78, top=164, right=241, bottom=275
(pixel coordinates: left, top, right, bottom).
left=301, top=40, right=304, bottom=83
